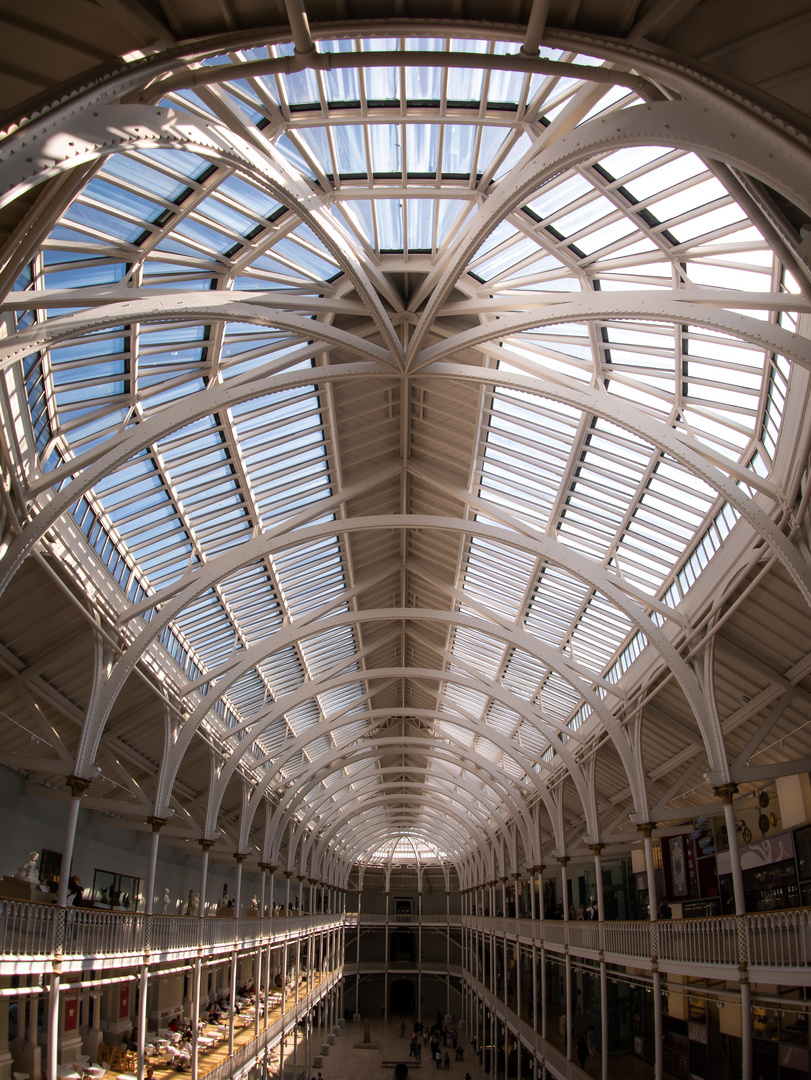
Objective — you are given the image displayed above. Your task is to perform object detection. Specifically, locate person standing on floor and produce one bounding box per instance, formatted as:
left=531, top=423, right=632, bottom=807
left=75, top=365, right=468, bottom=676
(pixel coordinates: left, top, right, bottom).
left=577, top=1036, right=588, bottom=1068
left=587, top=1024, right=598, bottom=1057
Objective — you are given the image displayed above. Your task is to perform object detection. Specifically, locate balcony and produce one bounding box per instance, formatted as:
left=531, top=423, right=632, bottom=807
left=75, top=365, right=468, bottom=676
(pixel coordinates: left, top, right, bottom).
left=0, top=901, right=352, bottom=975
left=464, top=911, right=811, bottom=984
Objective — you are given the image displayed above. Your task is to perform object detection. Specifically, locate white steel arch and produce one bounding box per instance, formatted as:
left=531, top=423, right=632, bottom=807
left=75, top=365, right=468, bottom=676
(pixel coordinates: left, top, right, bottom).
left=2, top=16, right=811, bottom=875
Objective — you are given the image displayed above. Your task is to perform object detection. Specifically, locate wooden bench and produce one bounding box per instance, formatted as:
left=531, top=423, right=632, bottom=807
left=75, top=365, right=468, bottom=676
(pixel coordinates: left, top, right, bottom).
left=382, top=1062, right=421, bottom=1068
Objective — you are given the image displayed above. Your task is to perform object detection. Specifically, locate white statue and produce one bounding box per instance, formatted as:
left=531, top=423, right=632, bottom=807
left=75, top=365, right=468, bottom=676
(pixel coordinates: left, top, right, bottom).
left=160, top=887, right=170, bottom=914
left=13, top=851, right=40, bottom=883
left=248, top=895, right=259, bottom=912
left=185, top=890, right=199, bottom=916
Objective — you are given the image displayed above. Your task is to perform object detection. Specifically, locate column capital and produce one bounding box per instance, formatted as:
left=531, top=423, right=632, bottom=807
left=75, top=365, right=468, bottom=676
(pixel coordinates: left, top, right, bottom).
left=284, top=870, right=293, bottom=879
left=66, top=774, right=92, bottom=798
left=234, top=851, right=247, bottom=864
left=259, top=862, right=277, bottom=873
left=557, top=856, right=570, bottom=867
left=511, top=872, right=521, bottom=881
left=146, top=815, right=168, bottom=832
left=636, top=822, right=657, bottom=839
left=198, top=837, right=215, bottom=851
left=714, top=782, right=739, bottom=805
left=589, top=844, right=605, bottom=856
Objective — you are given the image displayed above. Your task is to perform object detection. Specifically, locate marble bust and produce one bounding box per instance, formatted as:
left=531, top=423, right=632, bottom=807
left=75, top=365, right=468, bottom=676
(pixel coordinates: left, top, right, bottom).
left=13, top=851, right=40, bottom=883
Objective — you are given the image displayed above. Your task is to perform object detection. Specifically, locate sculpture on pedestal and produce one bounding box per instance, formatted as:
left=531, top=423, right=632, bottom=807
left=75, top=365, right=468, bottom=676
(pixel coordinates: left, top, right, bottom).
left=13, top=851, right=40, bottom=883
left=160, top=887, right=170, bottom=914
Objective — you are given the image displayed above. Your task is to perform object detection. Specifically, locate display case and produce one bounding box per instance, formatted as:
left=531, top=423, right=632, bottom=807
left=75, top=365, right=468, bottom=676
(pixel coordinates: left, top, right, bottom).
left=743, top=859, right=799, bottom=912
left=92, top=869, right=141, bottom=910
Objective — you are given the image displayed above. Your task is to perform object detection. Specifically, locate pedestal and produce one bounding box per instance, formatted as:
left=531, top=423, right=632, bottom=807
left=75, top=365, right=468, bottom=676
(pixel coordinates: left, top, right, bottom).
left=352, top=1014, right=360, bottom=1023
left=312, top=1056, right=323, bottom=1068
left=0, top=879, right=53, bottom=904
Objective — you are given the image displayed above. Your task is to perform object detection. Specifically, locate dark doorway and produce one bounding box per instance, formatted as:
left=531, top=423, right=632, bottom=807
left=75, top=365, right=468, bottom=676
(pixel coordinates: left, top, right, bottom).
left=390, top=978, right=415, bottom=1015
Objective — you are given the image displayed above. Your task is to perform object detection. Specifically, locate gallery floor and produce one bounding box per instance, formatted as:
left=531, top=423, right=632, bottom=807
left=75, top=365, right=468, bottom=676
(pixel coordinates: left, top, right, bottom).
left=275, top=1017, right=490, bottom=1080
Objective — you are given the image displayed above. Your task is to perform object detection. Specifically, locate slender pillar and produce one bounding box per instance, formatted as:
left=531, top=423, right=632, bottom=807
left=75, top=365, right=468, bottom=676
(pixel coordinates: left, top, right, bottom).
left=281, top=939, right=288, bottom=1021
left=267, top=866, right=277, bottom=916
left=638, top=823, right=659, bottom=921
left=136, top=962, right=149, bottom=1080
left=590, top=842, right=608, bottom=1079
left=638, top=824, right=661, bottom=1080
left=47, top=972, right=60, bottom=1080
left=57, top=775, right=92, bottom=907
left=255, top=947, right=262, bottom=1040
left=653, top=967, right=663, bottom=1080
left=741, top=977, right=752, bottom=1080
left=198, top=839, right=214, bottom=917
left=503, top=930, right=508, bottom=1007
left=540, top=944, right=547, bottom=1044
left=233, top=852, right=246, bottom=917
left=531, top=944, right=538, bottom=1034
left=264, top=941, right=272, bottom=1028
left=228, top=949, right=237, bottom=1057
left=144, top=817, right=167, bottom=915
left=190, top=957, right=201, bottom=1080
left=600, top=960, right=608, bottom=1080
left=590, top=844, right=605, bottom=922
left=559, top=858, right=570, bottom=921
left=564, top=951, right=573, bottom=1061
left=384, top=891, right=390, bottom=1022
left=715, top=785, right=746, bottom=914
left=516, top=937, right=522, bottom=1022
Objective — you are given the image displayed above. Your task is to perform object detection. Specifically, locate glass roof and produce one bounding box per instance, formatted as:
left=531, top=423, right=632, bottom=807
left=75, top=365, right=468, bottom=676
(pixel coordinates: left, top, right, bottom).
left=5, top=31, right=802, bottom=870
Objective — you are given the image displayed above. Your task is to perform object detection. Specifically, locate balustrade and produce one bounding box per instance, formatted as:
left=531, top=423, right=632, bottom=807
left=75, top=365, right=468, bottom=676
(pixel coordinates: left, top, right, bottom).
left=4, top=900, right=811, bottom=981
left=0, top=901, right=348, bottom=972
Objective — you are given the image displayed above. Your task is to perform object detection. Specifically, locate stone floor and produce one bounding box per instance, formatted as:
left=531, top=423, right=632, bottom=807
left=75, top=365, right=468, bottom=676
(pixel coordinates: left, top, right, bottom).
left=275, top=1017, right=487, bottom=1080
left=272, top=1014, right=680, bottom=1080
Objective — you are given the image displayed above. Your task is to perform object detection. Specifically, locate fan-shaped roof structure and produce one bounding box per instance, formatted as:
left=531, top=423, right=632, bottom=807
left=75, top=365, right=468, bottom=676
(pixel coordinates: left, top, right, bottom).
left=1, top=0, right=811, bottom=888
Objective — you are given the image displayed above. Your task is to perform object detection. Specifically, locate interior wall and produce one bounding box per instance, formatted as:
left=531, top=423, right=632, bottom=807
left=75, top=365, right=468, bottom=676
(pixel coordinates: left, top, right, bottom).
left=0, top=767, right=265, bottom=912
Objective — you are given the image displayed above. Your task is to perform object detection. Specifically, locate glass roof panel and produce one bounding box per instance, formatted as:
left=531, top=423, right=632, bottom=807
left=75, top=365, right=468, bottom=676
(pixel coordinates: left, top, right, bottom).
left=10, top=30, right=798, bottom=864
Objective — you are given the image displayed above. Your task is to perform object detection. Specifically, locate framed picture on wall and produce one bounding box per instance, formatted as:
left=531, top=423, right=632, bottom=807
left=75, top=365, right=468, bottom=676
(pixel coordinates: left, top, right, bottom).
left=669, top=835, right=689, bottom=896
left=40, top=848, right=63, bottom=893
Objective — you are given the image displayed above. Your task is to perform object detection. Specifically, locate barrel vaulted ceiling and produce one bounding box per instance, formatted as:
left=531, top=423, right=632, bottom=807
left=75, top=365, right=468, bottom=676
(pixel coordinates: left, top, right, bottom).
left=1, top=0, right=811, bottom=887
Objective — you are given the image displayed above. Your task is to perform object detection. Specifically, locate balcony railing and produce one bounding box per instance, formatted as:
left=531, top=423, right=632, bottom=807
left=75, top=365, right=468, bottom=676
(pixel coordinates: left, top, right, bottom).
left=203, top=968, right=342, bottom=1080
left=353, top=912, right=460, bottom=925
left=4, top=902, right=811, bottom=982
left=464, top=910, right=811, bottom=981
left=0, top=902, right=347, bottom=973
